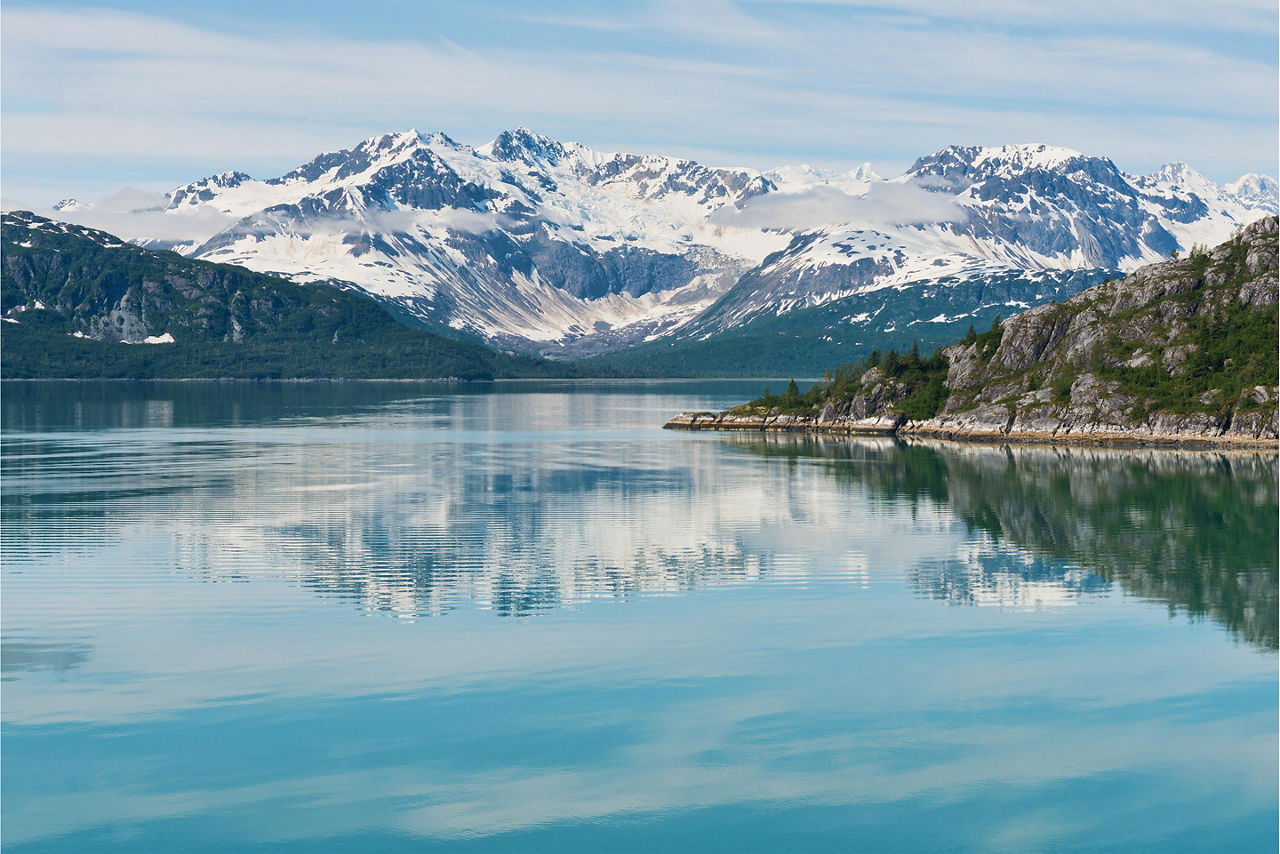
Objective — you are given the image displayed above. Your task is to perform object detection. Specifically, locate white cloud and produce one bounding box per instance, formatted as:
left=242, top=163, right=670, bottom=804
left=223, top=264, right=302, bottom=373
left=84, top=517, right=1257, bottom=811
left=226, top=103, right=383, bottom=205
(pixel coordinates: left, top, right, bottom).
left=14, top=189, right=517, bottom=246
left=20, top=189, right=239, bottom=243
left=712, top=182, right=969, bottom=230
left=0, top=2, right=1275, bottom=205
left=431, top=208, right=511, bottom=234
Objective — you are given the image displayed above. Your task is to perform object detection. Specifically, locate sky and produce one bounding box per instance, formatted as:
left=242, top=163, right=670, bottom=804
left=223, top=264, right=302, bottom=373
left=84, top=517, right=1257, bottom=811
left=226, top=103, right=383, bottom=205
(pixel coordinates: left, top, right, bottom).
left=2, top=0, right=1277, bottom=205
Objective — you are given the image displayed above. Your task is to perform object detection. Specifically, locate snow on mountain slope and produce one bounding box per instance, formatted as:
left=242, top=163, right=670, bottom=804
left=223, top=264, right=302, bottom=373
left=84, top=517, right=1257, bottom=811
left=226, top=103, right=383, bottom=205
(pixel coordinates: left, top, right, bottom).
left=150, top=129, right=788, bottom=351
left=762, top=162, right=881, bottom=194
left=689, top=143, right=1277, bottom=332
left=1225, top=173, right=1280, bottom=211
left=60, top=132, right=1277, bottom=356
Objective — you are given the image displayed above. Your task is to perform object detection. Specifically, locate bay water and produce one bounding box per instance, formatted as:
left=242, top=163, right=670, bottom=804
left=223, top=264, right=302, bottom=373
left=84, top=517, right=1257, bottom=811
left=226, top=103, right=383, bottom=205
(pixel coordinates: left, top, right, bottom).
left=2, top=381, right=1276, bottom=852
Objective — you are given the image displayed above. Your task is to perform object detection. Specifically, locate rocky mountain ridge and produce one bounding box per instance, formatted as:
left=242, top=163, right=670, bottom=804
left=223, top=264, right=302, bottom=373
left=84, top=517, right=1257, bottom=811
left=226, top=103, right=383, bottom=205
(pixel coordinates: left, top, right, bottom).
left=40, top=130, right=1277, bottom=360
left=0, top=211, right=569, bottom=380
left=667, top=216, right=1279, bottom=445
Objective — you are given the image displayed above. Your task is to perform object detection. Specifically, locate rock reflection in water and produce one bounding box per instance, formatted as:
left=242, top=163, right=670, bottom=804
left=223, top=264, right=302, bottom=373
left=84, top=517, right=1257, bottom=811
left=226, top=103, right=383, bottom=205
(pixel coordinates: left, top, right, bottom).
left=728, top=434, right=1278, bottom=650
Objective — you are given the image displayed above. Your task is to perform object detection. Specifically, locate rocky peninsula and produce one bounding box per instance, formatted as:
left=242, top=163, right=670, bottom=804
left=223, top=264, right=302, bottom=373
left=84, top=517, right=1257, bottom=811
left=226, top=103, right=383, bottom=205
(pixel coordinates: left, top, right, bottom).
left=667, top=216, right=1279, bottom=447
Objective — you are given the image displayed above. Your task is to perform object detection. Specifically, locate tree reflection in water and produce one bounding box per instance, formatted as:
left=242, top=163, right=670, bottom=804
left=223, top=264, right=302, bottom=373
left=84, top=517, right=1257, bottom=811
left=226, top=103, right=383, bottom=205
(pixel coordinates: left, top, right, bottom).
left=730, top=435, right=1278, bottom=651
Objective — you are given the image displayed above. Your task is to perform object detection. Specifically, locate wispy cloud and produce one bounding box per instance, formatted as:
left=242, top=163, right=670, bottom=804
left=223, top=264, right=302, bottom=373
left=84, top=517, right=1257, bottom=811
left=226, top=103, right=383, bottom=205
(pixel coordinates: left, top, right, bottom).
left=10, top=192, right=519, bottom=246
left=1, top=2, right=1275, bottom=203
left=745, top=0, right=1276, bottom=33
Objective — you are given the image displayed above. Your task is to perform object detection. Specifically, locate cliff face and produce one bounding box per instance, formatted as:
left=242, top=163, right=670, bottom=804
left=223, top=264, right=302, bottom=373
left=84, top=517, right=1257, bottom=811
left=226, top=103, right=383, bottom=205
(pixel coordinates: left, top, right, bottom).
left=667, top=216, right=1278, bottom=445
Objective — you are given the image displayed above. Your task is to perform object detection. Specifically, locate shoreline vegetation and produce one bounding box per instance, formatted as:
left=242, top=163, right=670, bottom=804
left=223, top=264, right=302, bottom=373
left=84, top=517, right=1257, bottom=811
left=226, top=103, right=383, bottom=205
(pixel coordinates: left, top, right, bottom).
left=666, top=217, right=1279, bottom=450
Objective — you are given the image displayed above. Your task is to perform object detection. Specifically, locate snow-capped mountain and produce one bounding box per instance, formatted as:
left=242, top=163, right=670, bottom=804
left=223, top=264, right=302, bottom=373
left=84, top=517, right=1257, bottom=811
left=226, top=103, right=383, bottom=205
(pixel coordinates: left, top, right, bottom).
left=62, top=131, right=1277, bottom=356
left=693, top=144, right=1275, bottom=332
left=1224, top=173, right=1280, bottom=211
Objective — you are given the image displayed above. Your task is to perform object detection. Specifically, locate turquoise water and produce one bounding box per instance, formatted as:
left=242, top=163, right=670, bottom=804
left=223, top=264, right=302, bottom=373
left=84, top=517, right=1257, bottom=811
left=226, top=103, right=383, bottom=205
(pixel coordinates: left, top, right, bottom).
left=2, top=381, right=1276, bottom=852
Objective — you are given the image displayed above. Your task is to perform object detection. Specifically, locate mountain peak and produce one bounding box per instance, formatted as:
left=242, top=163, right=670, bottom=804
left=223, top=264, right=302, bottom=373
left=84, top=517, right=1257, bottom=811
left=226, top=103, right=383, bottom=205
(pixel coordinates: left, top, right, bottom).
left=762, top=162, right=879, bottom=191
left=165, top=170, right=254, bottom=209
left=485, top=128, right=569, bottom=166
left=420, top=129, right=460, bottom=147
left=362, top=129, right=427, bottom=152
left=961, top=143, right=1087, bottom=173
left=849, top=162, right=880, bottom=182
left=1226, top=172, right=1279, bottom=198
left=208, top=170, right=252, bottom=188
left=1150, top=161, right=1210, bottom=187
left=350, top=129, right=460, bottom=161
left=976, top=143, right=1084, bottom=168
left=906, top=143, right=1092, bottom=182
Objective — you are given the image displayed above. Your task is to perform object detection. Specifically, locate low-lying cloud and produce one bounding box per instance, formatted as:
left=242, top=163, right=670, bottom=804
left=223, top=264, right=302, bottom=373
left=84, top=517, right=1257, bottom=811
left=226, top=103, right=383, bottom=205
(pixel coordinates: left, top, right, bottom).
left=5, top=187, right=515, bottom=247
left=710, top=180, right=970, bottom=231
left=11, top=188, right=240, bottom=245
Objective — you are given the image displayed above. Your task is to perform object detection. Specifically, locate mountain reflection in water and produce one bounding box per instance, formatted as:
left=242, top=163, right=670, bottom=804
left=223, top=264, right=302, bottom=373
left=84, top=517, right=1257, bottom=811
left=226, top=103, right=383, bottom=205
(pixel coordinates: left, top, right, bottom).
left=3, top=382, right=1276, bottom=852
left=4, top=382, right=1274, bottom=650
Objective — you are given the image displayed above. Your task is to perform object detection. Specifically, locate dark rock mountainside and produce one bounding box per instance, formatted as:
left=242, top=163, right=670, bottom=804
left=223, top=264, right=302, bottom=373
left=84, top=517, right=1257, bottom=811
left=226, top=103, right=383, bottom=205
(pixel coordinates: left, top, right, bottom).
left=667, top=216, right=1279, bottom=444
left=0, top=211, right=570, bottom=380
left=903, top=145, right=1185, bottom=263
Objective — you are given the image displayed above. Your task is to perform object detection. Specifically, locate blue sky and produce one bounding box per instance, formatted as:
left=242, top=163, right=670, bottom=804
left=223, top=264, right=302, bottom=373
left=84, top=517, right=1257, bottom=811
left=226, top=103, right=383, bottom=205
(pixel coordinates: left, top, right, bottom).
left=3, top=0, right=1277, bottom=204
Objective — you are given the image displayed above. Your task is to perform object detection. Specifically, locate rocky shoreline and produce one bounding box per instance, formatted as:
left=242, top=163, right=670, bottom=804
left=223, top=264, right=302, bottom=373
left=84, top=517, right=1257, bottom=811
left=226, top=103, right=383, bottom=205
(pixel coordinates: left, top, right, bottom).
left=662, top=410, right=1278, bottom=449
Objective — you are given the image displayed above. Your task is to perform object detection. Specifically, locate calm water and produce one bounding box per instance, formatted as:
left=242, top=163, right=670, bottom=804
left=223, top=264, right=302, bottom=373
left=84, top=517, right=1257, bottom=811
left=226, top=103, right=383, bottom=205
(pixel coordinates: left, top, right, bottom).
left=2, top=381, right=1276, bottom=852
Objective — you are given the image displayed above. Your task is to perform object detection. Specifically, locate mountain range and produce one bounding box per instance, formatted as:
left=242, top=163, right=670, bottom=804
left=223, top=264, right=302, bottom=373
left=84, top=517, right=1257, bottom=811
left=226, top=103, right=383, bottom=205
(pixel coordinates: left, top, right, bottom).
left=0, top=211, right=571, bottom=380
left=43, top=129, right=1278, bottom=370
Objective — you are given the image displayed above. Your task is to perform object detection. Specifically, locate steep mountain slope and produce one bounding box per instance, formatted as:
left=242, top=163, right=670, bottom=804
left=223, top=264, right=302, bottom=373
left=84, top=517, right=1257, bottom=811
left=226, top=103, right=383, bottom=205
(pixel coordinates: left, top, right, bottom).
left=0, top=211, right=570, bottom=379
left=668, top=216, right=1278, bottom=443
left=142, top=129, right=776, bottom=355
left=52, top=131, right=1277, bottom=361
left=586, top=268, right=1108, bottom=377
left=686, top=146, right=1270, bottom=333
left=924, top=216, right=1278, bottom=439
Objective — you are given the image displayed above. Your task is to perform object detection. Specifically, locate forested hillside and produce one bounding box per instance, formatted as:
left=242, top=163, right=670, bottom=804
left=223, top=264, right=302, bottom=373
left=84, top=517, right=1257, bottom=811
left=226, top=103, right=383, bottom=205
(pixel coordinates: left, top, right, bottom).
left=1, top=212, right=573, bottom=380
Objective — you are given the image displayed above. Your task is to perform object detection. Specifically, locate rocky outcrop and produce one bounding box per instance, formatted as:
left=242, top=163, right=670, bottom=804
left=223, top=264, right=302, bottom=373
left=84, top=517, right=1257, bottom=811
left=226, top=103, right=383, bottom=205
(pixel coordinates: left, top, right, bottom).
left=667, top=216, right=1279, bottom=447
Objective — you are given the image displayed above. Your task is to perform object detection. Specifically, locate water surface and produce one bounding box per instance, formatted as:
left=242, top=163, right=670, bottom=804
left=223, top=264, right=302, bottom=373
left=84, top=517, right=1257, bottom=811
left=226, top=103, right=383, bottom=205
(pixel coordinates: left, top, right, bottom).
left=3, top=381, right=1276, bottom=852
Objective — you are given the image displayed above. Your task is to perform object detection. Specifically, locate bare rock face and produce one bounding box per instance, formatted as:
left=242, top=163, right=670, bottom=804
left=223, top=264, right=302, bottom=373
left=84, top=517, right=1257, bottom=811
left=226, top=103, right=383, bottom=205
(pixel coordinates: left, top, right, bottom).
left=919, top=404, right=1013, bottom=436
left=1228, top=408, right=1279, bottom=439
left=668, top=216, right=1278, bottom=446
left=988, top=303, right=1068, bottom=371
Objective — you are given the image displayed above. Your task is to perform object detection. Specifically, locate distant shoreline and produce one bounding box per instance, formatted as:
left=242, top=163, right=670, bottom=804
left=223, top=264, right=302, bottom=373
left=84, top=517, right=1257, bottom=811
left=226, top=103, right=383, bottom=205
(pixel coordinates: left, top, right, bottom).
left=0, top=376, right=818, bottom=384
left=0, top=376, right=471, bottom=383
